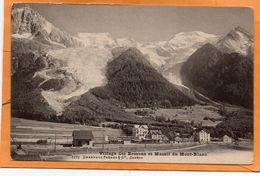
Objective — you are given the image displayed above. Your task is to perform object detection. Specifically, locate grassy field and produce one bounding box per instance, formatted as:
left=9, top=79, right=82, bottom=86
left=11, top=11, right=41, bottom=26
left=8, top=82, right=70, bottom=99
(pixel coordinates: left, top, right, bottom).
left=11, top=117, right=253, bottom=164
left=11, top=117, right=125, bottom=144
left=126, top=104, right=223, bottom=127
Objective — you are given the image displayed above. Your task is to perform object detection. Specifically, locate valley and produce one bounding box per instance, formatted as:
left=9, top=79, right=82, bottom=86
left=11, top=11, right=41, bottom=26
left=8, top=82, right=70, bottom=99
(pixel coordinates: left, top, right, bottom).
left=125, top=104, right=223, bottom=127
left=10, top=5, right=254, bottom=164
left=11, top=116, right=253, bottom=164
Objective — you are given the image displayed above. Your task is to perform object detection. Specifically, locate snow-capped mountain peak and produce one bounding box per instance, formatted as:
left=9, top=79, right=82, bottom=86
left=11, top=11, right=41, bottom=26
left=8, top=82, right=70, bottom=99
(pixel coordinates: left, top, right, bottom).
left=12, top=6, right=83, bottom=48
left=77, top=32, right=117, bottom=48
left=168, top=31, right=218, bottom=51
left=116, top=37, right=141, bottom=48
left=216, top=26, right=253, bottom=56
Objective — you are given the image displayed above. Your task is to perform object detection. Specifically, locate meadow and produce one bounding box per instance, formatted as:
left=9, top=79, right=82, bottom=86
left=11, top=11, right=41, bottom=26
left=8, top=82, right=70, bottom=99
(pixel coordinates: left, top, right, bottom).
left=126, top=104, right=223, bottom=127
left=11, top=117, right=125, bottom=144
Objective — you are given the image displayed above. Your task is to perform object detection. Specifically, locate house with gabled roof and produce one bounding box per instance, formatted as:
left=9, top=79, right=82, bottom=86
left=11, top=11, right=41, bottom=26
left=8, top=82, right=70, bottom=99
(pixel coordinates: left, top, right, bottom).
left=132, top=125, right=149, bottom=140
left=194, top=129, right=211, bottom=143
left=149, top=129, right=164, bottom=143
left=223, top=135, right=232, bottom=143
left=72, top=130, right=94, bottom=147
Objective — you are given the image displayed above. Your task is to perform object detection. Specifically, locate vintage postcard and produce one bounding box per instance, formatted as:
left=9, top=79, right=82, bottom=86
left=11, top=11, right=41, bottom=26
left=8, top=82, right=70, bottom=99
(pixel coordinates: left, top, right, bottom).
left=1, top=0, right=260, bottom=171
left=9, top=3, right=254, bottom=164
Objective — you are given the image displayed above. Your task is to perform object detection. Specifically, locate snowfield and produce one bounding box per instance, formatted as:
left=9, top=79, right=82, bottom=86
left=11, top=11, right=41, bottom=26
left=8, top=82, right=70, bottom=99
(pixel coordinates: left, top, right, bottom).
left=77, top=33, right=117, bottom=48
left=43, top=28, right=252, bottom=113
left=44, top=47, right=113, bottom=113
left=42, top=31, right=220, bottom=113
left=48, top=47, right=113, bottom=88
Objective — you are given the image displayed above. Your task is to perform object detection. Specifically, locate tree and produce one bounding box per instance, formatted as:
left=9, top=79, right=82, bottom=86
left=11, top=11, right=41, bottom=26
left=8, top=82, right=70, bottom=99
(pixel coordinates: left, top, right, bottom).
left=160, top=100, right=172, bottom=108
left=122, top=125, right=133, bottom=136
left=155, top=116, right=167, bottom=122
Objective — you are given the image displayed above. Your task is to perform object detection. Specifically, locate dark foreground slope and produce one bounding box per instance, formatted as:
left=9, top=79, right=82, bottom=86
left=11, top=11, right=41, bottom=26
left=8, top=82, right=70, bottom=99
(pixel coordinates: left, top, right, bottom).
left=91, top=47, right=194, bottom=108
left=11, top=52, right=58, bottom=119
left=181, top=43, right=253, bottom=109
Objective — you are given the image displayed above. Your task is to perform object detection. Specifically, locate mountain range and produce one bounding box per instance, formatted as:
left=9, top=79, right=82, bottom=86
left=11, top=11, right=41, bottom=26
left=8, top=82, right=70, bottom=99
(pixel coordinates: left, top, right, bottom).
left=11, top=6, right=254, bottom=123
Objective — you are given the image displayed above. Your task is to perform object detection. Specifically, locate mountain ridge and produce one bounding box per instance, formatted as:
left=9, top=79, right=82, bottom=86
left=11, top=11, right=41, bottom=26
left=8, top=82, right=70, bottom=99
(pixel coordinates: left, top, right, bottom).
left=12, top=6, right=83, bottom=48
left=181, top=43, right=253, bottom=108
left=91, top=47, right=195, bottom=108
left=216, top=26, right=253, bottom=56
left=11, top=6, right=254, bottom=122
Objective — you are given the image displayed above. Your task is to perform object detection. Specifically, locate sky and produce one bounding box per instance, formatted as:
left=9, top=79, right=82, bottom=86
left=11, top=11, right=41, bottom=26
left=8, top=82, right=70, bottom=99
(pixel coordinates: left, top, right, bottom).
left=13, top=4, right=254, bottom=42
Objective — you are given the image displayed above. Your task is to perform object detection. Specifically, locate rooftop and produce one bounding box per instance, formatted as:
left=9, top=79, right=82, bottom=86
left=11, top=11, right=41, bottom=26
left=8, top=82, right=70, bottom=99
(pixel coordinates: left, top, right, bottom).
left=133, top=125, right=148, bottom=129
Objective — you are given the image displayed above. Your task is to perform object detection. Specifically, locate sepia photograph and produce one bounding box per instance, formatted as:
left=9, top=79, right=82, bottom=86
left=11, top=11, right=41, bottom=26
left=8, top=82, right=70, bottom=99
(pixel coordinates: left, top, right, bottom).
left=10, top=4, right=254, bottom=164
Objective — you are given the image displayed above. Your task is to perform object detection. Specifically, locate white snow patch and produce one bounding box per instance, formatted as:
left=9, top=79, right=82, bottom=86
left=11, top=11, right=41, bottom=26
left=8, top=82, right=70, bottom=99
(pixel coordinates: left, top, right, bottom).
left=77, top=33, right=117, bottom=48
left=116, top=38, right=141, bottom=48
left=41, top=90, right=64, bottom=113
left=164, top=72, right=183, bottom=85
left=41, top=86, right=88, bottom=114
left=43, top=21, right=53, bottom=34
left=138, top=46, right=167, bottom=67
left=47, top=39, right=66, bottom=48
left=168, top=31, right=217, bottom=51
left=12, top=33, right=33, bottom=39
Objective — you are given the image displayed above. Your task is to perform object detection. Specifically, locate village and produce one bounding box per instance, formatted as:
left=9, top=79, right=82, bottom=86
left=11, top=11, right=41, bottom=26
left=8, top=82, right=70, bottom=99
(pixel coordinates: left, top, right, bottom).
left=11, top=116, right=245, bottom=156
left=10, top=110, right=254, bottom=163
left=10, top=104, right=254, bottom=161
left=71, top=125, right=232, bottom=148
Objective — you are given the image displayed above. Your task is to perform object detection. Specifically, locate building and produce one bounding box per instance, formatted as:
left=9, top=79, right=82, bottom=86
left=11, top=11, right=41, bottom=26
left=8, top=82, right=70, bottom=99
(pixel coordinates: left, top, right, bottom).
left=174, top=136, right=182, bottom=144
left=174, top=134, right=194, bottom=143
left=194, top=129, right=211, bottom=143
left=121, top=136, right=132, bottom=145
left=132, top=125, right=149, bottom=140
left=110, top=136, right=132, bottom=144
left=149, top=130, right=164, bottom=143
left=72, top=130, right=94, bottom=147
left=223, top=135, right=232, bottom=143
